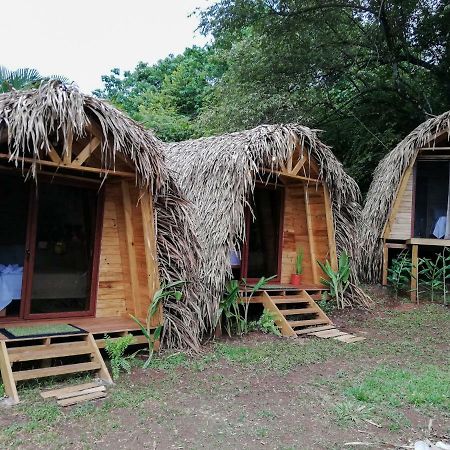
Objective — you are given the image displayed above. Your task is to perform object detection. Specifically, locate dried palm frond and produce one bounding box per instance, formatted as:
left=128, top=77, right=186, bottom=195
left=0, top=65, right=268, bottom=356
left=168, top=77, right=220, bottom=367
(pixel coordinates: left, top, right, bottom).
left=360, top=111, right=450, bottom=283
left=0, top=81, right=202, bottom=350
left=165, top=123, right=370, bottom=338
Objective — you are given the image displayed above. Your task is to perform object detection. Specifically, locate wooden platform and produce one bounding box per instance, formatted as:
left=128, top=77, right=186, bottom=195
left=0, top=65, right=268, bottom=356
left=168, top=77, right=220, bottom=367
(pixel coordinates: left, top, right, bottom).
left=0, top=317, right=156, bottom=405
left=0, top=317, right=150, bottom=347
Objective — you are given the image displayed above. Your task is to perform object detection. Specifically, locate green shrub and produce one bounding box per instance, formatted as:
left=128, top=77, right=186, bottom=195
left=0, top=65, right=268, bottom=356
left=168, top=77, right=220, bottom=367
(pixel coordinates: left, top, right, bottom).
left=104, top=334, right=135, bottom=380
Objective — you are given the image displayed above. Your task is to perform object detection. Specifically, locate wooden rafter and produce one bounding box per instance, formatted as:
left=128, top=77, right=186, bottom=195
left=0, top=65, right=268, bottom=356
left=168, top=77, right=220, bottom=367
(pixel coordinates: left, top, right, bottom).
left=47, top=145, right=62, bottom=164
left=263, top=168, right=319, bottom=183
left=0, top=153, right=135, bottom=178
left=63, top=128, right=73, bottom=165
left=290, top=154, right=307, bottom=176
left=72, top=137, right=101, bottom=166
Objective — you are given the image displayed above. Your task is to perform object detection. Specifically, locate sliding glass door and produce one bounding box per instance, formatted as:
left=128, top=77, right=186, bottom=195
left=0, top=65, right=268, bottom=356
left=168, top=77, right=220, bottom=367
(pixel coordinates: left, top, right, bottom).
left=21, top=180, right=102, bottom=319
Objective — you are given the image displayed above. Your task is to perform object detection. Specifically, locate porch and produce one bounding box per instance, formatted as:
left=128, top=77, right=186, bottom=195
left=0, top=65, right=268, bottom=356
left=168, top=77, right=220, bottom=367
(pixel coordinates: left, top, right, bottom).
left=0, top=316, right=149, bottom=347
left=0, top=316, right=152, bottom=405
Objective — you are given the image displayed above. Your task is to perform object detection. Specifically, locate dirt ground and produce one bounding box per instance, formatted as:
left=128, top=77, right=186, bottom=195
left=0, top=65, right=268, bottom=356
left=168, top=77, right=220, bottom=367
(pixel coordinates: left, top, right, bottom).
left=0, top=290, right=449, bottom=449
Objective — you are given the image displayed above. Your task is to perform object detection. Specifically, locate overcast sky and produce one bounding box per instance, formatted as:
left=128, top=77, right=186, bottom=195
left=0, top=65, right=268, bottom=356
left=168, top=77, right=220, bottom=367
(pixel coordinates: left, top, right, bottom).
left=2, top=0, right=210, bottom=94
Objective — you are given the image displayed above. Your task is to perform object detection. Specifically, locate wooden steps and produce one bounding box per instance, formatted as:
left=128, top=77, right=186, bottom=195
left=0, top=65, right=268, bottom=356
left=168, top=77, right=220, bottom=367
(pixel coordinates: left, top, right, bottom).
left=245, top=289, right=333, bottom=337
left=288, top=318, right=329, bottom=327
left=279, top=307, right=319, bottom=315
left=0, top=332, right=112, bottom=405
left=14, top=362, right=102, bottom=381
left=243, top=288, right=365, bottom=344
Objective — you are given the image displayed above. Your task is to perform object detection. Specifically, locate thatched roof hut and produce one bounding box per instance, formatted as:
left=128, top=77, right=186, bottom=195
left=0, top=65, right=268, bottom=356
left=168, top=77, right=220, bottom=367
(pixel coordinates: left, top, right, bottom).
left=360, top=110, right=450, bottom=285
left=165, top=124, right=367, bottom=335
left=0, top=82, right=201, bottom=349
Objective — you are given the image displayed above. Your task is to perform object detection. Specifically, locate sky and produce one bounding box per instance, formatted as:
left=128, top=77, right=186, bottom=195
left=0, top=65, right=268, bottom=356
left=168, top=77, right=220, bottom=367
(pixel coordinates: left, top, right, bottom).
left=1, top=0, right=210, bottom=94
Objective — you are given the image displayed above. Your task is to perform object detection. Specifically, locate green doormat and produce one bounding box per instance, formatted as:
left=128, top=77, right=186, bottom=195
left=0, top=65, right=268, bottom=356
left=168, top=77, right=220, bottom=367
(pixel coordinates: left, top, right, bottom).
left=0, top=324, right=86, bottom=339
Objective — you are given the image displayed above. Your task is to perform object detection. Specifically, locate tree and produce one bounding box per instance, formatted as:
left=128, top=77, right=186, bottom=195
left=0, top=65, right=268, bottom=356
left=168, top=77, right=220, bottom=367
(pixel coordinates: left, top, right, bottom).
left=197, top=0, right=450, bottom=189
left=0, top=66, right=68, bottom=93
left=95, top=46, right=225, bottom=141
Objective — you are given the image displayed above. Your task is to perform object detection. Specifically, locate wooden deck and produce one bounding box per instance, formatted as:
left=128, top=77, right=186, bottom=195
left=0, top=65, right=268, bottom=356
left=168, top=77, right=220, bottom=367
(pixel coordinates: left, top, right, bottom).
left=0, top=317, right=149, bottom=345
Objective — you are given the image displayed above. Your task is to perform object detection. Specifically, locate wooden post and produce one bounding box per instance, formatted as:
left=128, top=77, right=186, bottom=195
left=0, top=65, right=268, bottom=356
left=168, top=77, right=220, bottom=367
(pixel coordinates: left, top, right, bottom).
left=63, top=128, right=73, bottom=165
left=304, top=185, right=320, bottom=284
left=0, top=341, right=19, bottom=404
left=87, top=334, right=113, bottom=385
left=121, top=180, right=141, bottom=317
left=382, top=243, right=389, bottom=286
left=140, top=190, right=161, bottom=327
left=323, top=185, right=338, bottom=271
left=411, top=244, right=419, bottom=303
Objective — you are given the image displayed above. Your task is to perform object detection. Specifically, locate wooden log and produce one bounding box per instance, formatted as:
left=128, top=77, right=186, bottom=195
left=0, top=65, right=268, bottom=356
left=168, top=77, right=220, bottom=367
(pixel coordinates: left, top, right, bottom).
left=41, top=382, right=102, bottom=399
left=57, top=385, right=106, bottom=400
left=57, top=391, right=106, bottom=407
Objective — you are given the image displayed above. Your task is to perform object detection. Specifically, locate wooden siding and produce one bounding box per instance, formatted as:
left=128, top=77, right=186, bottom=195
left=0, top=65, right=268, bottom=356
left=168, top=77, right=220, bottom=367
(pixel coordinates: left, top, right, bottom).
left=280, top=183, right=335, bottom=284
left=96, top=181, right=159, bottom=319
left=388, top=173, right=413, bottom=240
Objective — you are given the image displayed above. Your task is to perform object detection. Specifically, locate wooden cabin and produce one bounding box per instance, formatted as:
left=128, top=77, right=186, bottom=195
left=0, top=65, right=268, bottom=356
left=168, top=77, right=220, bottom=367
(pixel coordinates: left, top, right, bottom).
left=361, top=110, right=450, bottom=300
left=165, top=124, right=363, bottom=337
left=0, top=82, right=199, bottom=403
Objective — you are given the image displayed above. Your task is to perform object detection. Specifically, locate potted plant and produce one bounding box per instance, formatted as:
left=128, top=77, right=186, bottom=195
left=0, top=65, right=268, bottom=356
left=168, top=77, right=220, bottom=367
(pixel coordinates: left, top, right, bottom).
left=290, top=248, right=303, bottom=286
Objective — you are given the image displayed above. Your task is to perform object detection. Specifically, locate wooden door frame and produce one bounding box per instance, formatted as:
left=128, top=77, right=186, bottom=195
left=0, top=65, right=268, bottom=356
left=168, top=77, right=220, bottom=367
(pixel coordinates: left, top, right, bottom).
left=241, top=182, right=285, bottom=283
left=20, top=177, right=105, bottom=320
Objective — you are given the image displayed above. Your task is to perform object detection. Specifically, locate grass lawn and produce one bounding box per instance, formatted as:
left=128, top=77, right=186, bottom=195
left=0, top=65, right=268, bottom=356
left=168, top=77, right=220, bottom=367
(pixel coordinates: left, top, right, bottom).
left=0, top=293, right=449, bottom=449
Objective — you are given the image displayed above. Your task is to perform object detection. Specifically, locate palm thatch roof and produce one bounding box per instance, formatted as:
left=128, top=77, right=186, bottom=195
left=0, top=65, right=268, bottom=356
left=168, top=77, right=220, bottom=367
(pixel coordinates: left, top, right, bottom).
left=0, top=81, right=202, bottom=349
left=360, top=110, right=450, bottom=283
left=165, top=124, right=369, bottom=337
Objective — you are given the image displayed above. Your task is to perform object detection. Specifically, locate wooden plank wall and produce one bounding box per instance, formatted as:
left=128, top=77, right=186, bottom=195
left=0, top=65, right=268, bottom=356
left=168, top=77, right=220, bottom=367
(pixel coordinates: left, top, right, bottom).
left=280, top=183, right=333, bottom=284
left=388, top=174, right=413, bottom=240
left=96, top=181, right=158, bottom=319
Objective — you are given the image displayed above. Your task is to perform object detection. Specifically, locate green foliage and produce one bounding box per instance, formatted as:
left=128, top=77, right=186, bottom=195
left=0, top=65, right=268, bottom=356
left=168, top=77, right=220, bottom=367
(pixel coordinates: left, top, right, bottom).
left=317, top=252, right=350, bottom=309
left=131, top=280, right=184, bottom=368
left=317, top=298, right=336, bottom=316
left=0, top=66, right=68, bottom=93
left=218, top=275, right=275, bottom=337
left=295, top=248, right=303, bottom=275
left=198, top=0, right=450, bottom=190
left=387, top=251, right=413, bottom=298
left=104, top=334, right=135, bottom=380
left=251, top=309, right=282, bottom=336
left=418, top=249, right=450, bottom=304
left=96, top=47, right=225, bottom=142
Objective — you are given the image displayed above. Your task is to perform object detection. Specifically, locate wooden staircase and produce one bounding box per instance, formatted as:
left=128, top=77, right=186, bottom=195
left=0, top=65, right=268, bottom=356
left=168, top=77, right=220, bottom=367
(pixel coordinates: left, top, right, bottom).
left=0, top=332, right=112, bottom=405
left=246, top=288, right=333, bottom=337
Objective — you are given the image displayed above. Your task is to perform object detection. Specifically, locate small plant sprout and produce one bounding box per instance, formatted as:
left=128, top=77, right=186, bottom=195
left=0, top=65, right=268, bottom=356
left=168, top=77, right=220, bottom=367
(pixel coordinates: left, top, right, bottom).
left=387, top=251, right=414, bottom=299
left=296, top=248, right=303, bottom=275
left=131, top=280, right=185, bottom=368
left=255, top=309, right=281, bottom=336
left=317, top=251, right=350, bottom=309
left=104, top=334, right=135, bottom=380
left=217, top=275, right=276, bottom=337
